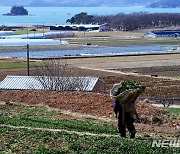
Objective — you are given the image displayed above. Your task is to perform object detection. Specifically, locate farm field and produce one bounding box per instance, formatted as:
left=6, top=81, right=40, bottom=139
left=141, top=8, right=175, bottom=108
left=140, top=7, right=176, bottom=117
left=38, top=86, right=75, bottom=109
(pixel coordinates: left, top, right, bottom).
left=67, top=37, right=180, bottom=46
left=0, top=101, right=179, bottom=153
left=2, top=53, right=180, bottom=97
left=0, top=59, right=180, bottom=152
left=65, top=30, right=180, bottom=46
left=0, top=30, right=180, bottom=153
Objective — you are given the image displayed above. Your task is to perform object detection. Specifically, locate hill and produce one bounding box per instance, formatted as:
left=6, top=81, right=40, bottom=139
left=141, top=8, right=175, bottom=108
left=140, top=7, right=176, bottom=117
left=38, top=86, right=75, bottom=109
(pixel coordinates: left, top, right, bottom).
left=149, top=0, right=180, bottom=8
left=0, top=0, right=162, bottom=7
left=0, top=0, right=179, bottom=7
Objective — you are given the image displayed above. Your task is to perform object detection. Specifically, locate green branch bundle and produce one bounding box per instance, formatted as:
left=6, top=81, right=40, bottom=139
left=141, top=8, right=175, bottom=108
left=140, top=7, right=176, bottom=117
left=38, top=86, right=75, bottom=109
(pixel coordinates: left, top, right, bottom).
left=111, top=80, right=145, bottom=104
left=115, top=80, right=145, bottom=96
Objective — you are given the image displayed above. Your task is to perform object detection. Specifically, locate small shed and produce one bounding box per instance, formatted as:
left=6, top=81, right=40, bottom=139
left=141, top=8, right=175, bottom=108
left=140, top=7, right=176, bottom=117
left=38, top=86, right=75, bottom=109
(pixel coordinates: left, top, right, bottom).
left=0, top=76, right=106, bottom=93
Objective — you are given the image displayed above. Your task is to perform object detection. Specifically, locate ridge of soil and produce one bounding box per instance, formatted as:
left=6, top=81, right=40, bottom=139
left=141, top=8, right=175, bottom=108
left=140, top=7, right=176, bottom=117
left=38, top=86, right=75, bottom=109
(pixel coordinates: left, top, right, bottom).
left=0, top=90, right=179, bottom=127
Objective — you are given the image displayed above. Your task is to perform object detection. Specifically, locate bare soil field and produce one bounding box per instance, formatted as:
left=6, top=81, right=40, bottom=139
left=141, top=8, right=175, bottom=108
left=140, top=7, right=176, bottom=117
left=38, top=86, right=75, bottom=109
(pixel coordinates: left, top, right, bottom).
left=67, top=54, right=180, bottom=76
left=0, top=54, right=180, bottom=137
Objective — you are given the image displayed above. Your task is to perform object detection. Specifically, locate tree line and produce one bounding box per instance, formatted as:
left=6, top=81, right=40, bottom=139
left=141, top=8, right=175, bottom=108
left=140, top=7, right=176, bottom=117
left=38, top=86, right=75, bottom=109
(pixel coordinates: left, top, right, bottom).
left=149, top=0, right=180, bottom=8
left=67, top=12, right=180, bottom=31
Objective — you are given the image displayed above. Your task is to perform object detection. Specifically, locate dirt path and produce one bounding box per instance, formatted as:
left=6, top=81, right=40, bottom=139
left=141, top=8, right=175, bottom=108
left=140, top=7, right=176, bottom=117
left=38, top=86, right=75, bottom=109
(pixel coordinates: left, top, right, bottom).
left=0, top=124, right=117, bottom=137
left=1, top=122, right=178, bottom=139
left=79, top=66, right=178, bottom=80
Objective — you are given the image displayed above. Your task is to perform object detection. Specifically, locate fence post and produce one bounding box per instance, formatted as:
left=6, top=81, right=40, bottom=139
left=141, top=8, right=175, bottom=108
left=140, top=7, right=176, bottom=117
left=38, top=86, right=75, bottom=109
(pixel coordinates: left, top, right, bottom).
left=27, top=44, right=30, bottom=76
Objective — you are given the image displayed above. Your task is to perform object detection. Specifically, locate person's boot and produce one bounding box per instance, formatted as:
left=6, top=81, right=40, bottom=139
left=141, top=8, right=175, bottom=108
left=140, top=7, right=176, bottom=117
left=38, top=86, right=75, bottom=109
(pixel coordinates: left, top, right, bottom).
left=120, top=133, right=126, bottom=138
left=130, top=131, right=136, bottom=138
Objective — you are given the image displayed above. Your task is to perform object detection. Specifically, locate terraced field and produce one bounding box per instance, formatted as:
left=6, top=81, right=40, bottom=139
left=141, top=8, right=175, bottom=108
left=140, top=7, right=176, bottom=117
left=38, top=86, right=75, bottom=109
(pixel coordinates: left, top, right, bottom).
left=0, top=102, right=179, bottom=153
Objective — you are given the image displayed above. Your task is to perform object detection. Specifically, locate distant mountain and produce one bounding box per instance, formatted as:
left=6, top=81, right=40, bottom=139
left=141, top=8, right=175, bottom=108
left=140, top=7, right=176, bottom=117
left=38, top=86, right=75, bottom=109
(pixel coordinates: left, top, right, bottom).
left=0, top=0, right=153, bottom=7
left=0, top=0, right=178, bottom=7
left=149, top=0, right=180, bottom=8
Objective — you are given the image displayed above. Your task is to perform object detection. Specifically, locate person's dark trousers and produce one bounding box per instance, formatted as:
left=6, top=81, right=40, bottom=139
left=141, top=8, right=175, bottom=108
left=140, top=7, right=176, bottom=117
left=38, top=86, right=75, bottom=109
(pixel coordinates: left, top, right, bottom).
left=118, top=107, right=136, bottom=138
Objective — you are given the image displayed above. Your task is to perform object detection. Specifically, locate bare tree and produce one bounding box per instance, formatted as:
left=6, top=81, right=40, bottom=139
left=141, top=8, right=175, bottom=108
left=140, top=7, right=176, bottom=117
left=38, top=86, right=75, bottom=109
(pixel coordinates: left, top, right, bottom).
left=33, top=60, right=90, bottom=91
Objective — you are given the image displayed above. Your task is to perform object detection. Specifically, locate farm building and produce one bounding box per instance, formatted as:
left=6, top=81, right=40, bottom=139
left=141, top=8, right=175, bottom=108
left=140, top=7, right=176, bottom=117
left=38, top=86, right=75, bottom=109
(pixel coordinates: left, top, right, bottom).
left=144, top=30, right=180, bottom=38
left=0, top=76, right=106, bottom=93
left=50, top=24, right=109, bottom=32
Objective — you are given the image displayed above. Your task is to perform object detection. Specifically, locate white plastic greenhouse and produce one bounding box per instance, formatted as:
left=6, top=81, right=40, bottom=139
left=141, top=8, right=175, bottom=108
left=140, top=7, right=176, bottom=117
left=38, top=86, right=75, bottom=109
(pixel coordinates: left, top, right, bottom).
left=0, top=39, right=61, bottom=46
left=0, top=31, right=14, bottom=36
left=0, top=31, right=74, bottom=39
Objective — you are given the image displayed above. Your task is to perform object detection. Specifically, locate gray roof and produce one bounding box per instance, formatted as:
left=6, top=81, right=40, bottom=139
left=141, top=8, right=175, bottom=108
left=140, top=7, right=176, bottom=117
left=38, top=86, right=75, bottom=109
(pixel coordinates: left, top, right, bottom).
left=0, top=76, right=102, bottom=91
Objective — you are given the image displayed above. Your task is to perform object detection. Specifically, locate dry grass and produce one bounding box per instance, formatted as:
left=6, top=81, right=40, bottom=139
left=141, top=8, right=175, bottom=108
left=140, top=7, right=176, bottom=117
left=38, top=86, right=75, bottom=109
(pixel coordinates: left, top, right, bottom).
left=74, top=31, right=143, bottom=38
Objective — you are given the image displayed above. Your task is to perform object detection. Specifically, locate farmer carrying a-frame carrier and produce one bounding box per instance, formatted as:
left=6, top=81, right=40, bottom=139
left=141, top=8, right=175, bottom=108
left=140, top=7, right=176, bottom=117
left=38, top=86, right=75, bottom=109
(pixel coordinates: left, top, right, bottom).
left=110, top=80, right=145, bottom=138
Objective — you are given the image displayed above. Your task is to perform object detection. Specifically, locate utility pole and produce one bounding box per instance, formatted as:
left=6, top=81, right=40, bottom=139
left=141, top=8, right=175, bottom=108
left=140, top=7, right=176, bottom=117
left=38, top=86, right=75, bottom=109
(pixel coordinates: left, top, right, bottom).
left=27, top=26, right=29, bottom=38
left=43, top=22, right=45, bottom=39
left=27, top=44, right=30, bottom=76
